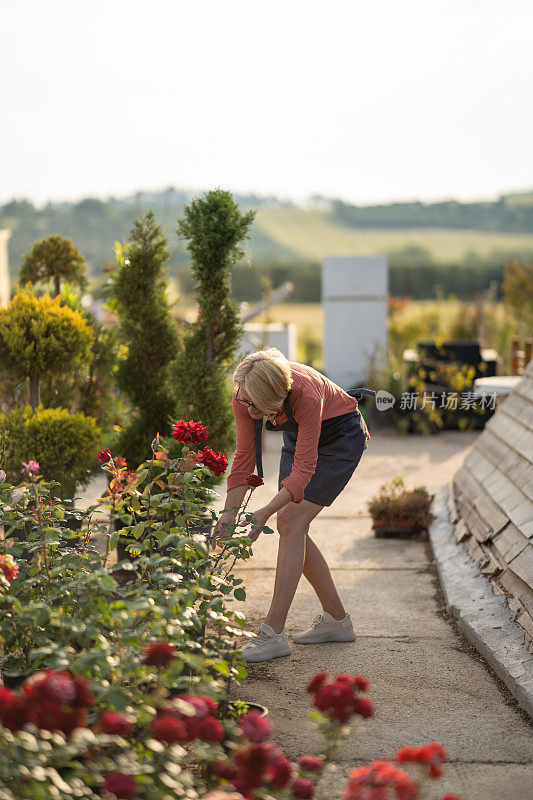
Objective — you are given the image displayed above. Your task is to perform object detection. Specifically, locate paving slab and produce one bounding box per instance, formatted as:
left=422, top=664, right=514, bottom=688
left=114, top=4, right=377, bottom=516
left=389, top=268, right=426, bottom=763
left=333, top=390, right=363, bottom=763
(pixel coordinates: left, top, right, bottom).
left=237, top=633, right=533, bottom=762
left=229, top=429, right=533, bottom=800
left=235, top=566, right=454, bottom=640
left=316, top=763, right=533, bottom=800
left=240, top=516, right=429, bottom=570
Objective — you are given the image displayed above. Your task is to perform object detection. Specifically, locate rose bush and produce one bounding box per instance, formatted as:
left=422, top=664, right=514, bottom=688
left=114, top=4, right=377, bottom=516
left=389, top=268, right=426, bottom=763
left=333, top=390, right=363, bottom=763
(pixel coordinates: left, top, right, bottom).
left=0, top=666, right=463, bottom=798
left=0, top=418, right=464, bottom=799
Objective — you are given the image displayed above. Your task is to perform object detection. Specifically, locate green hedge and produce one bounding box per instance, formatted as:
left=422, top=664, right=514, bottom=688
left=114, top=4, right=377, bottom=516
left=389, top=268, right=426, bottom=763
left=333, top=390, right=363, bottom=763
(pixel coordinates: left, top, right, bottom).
left=0, top=406, right=100, bottom=498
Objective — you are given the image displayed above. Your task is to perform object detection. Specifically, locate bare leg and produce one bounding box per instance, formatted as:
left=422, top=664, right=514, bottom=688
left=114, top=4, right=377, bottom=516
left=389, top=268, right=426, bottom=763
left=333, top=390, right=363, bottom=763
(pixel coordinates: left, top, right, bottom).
left=264, top=500, right=323, bottom=634
left=302, top=533, right=346, bottom=620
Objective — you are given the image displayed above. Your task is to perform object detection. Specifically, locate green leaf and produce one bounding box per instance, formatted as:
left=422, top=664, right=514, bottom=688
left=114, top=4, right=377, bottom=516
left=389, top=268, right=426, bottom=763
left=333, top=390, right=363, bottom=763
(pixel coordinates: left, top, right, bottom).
left=108, top=531, right=119, bottom=550
left=234, top=588, right=246, bottom=601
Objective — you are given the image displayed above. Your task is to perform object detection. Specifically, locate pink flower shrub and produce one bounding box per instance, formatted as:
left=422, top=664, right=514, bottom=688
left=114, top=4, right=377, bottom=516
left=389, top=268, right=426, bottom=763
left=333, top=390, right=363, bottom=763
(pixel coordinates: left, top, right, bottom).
left=0, top=553, right=19, bottom=584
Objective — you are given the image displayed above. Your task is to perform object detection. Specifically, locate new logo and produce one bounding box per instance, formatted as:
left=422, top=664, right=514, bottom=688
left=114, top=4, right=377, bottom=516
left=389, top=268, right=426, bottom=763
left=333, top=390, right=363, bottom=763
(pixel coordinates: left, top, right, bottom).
left=375, top=390, right=396, bottom=411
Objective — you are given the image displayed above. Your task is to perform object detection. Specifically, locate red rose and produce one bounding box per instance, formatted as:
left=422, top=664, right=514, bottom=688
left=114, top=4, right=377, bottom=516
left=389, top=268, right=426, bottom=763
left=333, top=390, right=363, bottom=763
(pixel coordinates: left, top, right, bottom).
left=439, top=796, right=466, bottom=800
left=0, top=688, right=29, bottom=732
left=247, top=474, right=264, bottom=487
left=172, top=693, right=217, bottom=719
left=292, top=777, right=315, bottom=799
left=200, top=716, right=224, bottom=743
left=100, top=710, right=134, bottom=736
left=306, top=672, right=328, bottom=694
left=21, top=669, right=94, bottom=735
left=211, top=760, right=238, bottom=781
left=72, top=675, right=94, bottom=707
left=97, top=449, right=112, bottom=463
left=144, top=641, right=176, bottom=667
left=0, top=554, right=19, bottom=584
left=298, top=755, right=324, bottom=773
left=269, top=752, right=293, bottom=789
left=197, top=446, right=228, bottom=477
left=150, top=715, right=188, bottom=743
left=343, top=761, right=417, bottom=800
left=171, top=419, right=209, bottom=445
left=395, top=742, right=447, bottom=779
left=238, top=710, right=273, bottom=742
left=102, top=772, right=137, bottom=800
left=353, top=675, right=371, bottom=692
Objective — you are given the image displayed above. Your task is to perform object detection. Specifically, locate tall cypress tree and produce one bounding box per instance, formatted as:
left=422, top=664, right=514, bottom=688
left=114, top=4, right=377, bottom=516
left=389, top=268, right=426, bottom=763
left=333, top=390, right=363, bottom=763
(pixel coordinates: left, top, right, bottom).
left=111, top=211, right=178, bottom=466
left=173, top=190, right=255, bottom=455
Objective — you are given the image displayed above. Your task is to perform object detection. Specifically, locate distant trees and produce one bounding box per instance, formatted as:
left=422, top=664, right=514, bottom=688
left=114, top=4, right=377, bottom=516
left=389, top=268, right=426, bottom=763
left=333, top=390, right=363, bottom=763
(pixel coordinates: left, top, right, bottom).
left=19, top=234, right=88, bottom=297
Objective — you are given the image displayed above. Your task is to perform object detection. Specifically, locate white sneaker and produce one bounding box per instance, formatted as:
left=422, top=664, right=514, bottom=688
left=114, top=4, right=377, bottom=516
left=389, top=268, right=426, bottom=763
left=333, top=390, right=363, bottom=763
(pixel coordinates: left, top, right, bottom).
left=292, top=612, right=356, bottom=644
left=240, top=623, right=292, bottom=663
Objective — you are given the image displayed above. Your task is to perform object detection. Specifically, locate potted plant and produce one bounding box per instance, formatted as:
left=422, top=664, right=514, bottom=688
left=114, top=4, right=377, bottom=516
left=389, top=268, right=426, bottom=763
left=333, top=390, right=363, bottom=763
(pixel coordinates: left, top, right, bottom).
left=367, top=476, right=435, bottom=538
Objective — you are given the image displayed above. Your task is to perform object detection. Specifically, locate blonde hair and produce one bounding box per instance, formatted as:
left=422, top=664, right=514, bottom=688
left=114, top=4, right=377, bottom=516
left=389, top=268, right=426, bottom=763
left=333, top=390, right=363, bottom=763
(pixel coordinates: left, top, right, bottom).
left=233, top=348, right=292, bottom=415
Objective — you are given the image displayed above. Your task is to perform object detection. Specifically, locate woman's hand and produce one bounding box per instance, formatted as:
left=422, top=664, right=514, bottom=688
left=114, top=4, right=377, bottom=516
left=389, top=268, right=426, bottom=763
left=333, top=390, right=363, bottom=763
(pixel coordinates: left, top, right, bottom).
left=238, top=506, right=271, bottom=542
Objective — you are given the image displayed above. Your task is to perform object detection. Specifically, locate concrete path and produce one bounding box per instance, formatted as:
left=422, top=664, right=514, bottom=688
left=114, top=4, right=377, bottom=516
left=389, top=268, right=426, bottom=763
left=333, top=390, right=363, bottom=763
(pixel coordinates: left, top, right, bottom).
left=221, top=430, right=533, bottom=800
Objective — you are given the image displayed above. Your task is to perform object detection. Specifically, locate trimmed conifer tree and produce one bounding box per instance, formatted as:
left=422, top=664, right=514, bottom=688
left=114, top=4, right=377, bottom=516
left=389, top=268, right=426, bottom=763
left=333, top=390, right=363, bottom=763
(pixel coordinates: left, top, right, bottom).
left=110, top=211, right=178, bottom=466
left=173, top=189, right=255, bottom=455
left=19, top=235, right=87, bottom=297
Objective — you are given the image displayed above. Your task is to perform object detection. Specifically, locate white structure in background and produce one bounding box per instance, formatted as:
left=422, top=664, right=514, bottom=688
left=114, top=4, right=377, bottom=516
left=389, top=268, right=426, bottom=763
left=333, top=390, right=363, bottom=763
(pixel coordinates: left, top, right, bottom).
left=235, top=322, right=297, bottom=363
left=322, top=255, right=388, bottom=389
left=0, top=229, right=11, bottom=307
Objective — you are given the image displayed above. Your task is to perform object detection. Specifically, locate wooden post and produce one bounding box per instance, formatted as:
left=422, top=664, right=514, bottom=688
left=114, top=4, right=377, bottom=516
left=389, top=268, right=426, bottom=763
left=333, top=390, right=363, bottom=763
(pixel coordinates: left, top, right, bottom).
left=511, top=338, right=520, bottom=376
left=525, top=339, right=532, bottom=369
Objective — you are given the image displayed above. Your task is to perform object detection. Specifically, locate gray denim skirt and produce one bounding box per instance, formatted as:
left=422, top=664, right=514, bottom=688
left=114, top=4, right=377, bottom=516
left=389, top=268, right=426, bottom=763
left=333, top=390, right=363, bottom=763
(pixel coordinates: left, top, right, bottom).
left=277, top=408, right=368, bottom=507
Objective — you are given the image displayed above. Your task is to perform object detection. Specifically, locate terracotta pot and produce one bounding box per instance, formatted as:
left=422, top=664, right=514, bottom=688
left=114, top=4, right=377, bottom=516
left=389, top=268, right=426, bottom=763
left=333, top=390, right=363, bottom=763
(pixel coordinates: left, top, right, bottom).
left=372, top=517, right=420, bottom=538
left=228, top=700, right=269, bottom=717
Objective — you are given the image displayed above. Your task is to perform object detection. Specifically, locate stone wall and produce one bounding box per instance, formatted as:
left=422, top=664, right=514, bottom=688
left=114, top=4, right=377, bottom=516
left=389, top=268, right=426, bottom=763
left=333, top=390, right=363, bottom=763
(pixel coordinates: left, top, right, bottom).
left=449, top=359, right=533, bottom=650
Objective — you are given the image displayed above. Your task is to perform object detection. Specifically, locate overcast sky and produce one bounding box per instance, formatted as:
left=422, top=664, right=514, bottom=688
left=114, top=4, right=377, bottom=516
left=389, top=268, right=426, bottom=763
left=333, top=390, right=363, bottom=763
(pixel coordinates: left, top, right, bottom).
left=2, top=0, right=532, bottom=206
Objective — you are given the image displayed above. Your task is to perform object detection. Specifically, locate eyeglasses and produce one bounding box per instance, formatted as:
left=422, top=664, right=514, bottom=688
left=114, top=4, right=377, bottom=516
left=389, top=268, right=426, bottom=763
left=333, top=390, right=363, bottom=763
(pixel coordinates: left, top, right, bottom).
left=236, top=387, right=283, bottom=421
left=236, top=386, right=259, bottom=411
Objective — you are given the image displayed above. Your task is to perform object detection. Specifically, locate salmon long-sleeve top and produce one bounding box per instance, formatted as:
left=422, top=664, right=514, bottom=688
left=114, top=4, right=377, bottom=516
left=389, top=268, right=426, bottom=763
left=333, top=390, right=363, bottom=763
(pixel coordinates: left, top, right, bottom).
left=227, top=361, right=371, bottom=503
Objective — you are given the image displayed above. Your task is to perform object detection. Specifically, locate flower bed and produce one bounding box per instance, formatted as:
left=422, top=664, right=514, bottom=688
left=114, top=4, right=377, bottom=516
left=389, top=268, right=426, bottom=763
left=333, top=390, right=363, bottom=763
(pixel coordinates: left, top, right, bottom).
left=0, top=420, right=463, bottom=799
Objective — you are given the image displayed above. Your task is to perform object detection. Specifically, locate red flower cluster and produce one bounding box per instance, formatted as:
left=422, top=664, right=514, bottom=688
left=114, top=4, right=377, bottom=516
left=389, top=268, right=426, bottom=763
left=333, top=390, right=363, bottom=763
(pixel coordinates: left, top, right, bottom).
left=306, top=672, right=374, bottom=724
left=343, top=760, right=418, bottom=800
left=292, top=777, right=315, bottom=798
left=298, top=755, right=324, bottom=773
left=97, top=449, right=112, bottom=463
left=0, top=553, right=19, bottom=584
left=171, top=419, right=209, bottom=445
left=144, top=641, right=177, bottom=668
left=212, top=741, right=293, bottom=799
left=102, top=771, right=137, bottom=799
left=150, top=693, right=223, bottom=744
left=247, top=474, right=264, bottom=488
left=100, top=710, right=134, bottom=736
left=197, top=446, right=228, bottom=477
left=395, top=742, right=448, bottom=779
left=0, top=669, right=94, bottom=735
left=238, top=710, right=273, bottom=742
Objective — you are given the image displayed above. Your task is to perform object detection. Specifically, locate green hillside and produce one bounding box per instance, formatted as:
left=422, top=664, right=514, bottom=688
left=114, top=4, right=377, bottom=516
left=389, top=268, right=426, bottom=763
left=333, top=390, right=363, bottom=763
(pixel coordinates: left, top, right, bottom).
left=1, top=190, right=532, bottom=299
left=254, top=207, right=533, bottom=264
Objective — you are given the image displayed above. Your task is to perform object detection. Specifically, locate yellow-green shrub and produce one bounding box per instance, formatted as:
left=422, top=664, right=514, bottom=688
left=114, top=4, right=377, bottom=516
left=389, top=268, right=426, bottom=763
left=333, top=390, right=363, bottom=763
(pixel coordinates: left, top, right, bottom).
left=0, top=406, right=100, bottom=498
left=0, top=287, right=93, bottom=409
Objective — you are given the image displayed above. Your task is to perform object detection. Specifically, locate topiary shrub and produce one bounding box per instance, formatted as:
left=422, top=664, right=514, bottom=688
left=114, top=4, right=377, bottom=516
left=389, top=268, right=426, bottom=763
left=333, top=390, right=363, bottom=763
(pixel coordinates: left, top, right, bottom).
left=107, top=212, right=179, bottom=466
left=173, top=189, right=255, bottom=456
left=0, top=406, right=100, bottom=498
left=0, top=287, right=93, bottom=410
left=19, top=234, right=88, bottom=297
